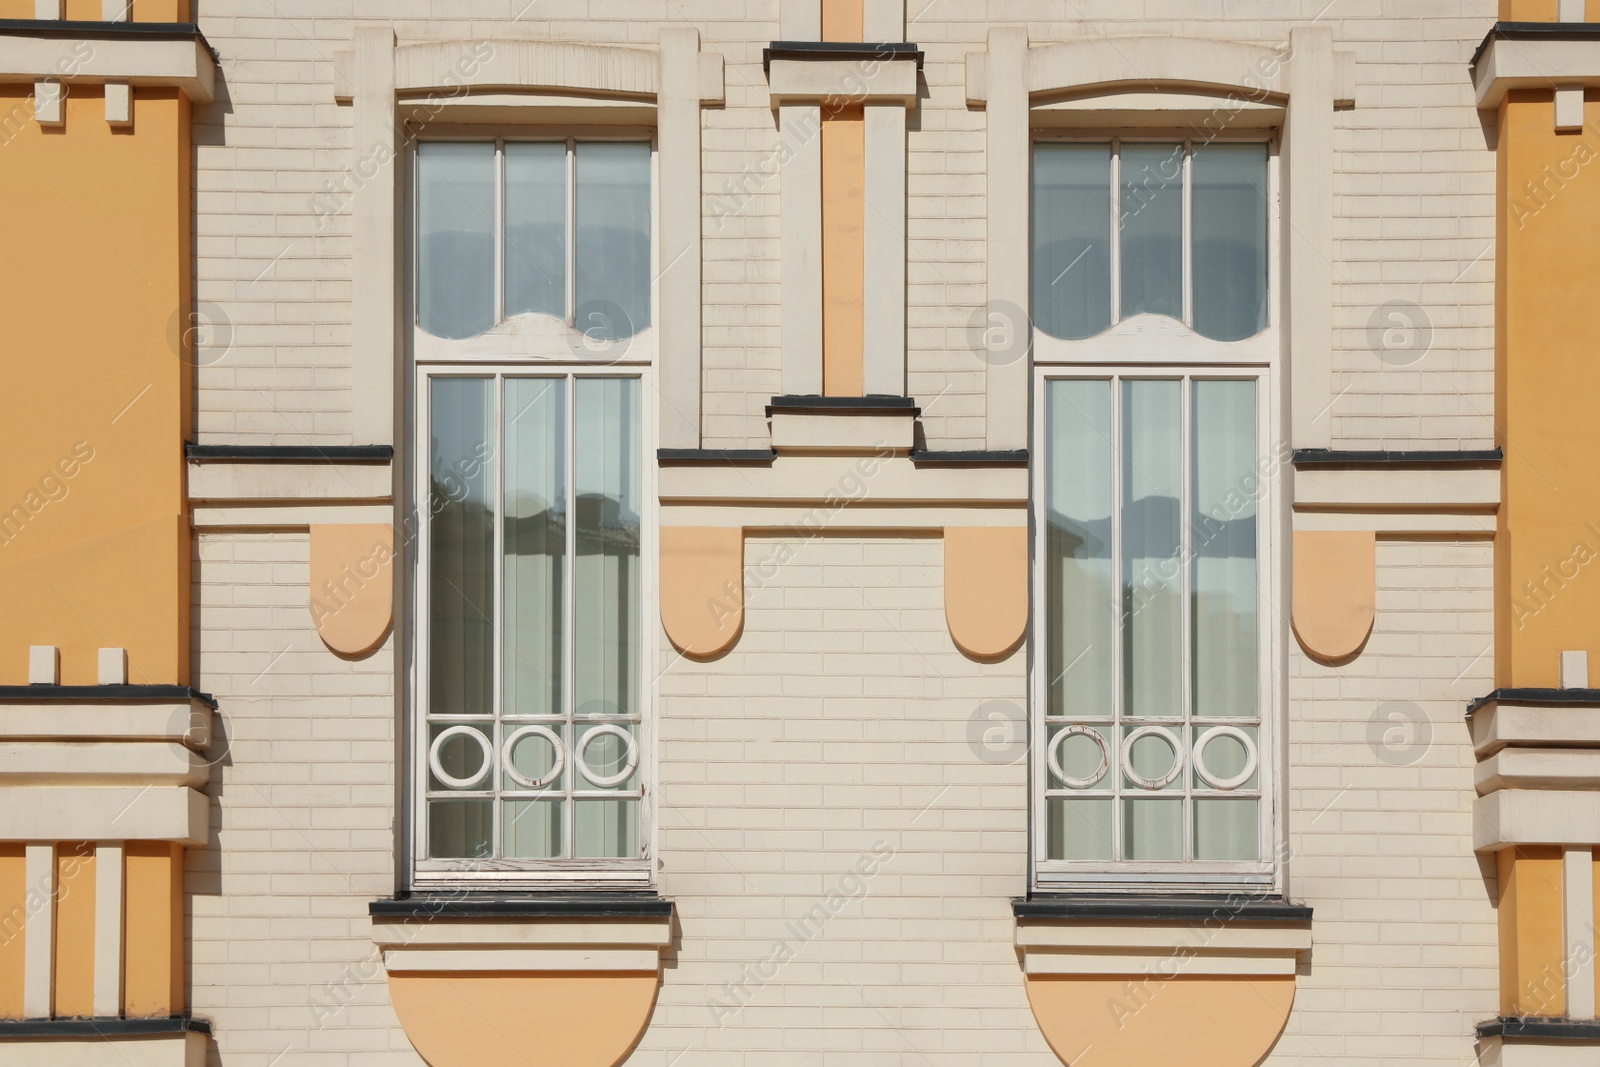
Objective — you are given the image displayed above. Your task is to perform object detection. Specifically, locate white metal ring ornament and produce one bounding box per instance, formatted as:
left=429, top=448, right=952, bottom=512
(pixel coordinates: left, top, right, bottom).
left=1047, top=724, right=1110, bottom=789
left=576, top=724, right=639, bottom=788
left=502, top=725, right=566, bottom=790
left=1193, top=726, right=1259, bottom=791
left=428, top=725, right=493, bottom=789
left=1121, top=726, right=1185, bottom=791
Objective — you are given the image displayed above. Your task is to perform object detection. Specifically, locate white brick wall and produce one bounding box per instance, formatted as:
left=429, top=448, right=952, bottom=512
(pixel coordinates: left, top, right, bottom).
left=191, top=0, right=1498, bottom=451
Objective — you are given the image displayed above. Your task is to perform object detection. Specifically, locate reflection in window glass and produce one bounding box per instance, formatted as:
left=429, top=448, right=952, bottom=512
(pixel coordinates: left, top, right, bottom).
left=1193, top=144, right=1270, bottom=342
left=504, top=143, right=568, bottom=321
left=1033, top=145, right=1112, bottom=341
left=418, top=143, right=496, bottom=340
left=575, top=144, right=653, bottom=342
left=1119, top=144, right=1184, bottom=322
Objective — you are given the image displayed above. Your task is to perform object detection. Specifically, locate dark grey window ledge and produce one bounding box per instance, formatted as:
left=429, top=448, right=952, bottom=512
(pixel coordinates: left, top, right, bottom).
left=767, top=394, right=921, bottom=417
left=910, top=449, right=1028, bottom=467
left=0, top=19, right=217, bottom=61
left=1014, top=894, right=1313, bottom=924
left=1292, top=448, right=1502, bottom=469
left=0, top=684, right=217, bottom=710
left=1478, top=1016, right=1600, bottom=1041
left=1467, top=688, right=1600, bottom=715
left=658, top=448, right=778, bottom=466
left=370, top=893, right=673, bottom=919
left=764, top=41, right=924, bottom=74
left=186, top=443, right=394, bottom=463
left=1473, top=22, right=1600, bottom=71
left=0, top=1016, right=211, bottom=1037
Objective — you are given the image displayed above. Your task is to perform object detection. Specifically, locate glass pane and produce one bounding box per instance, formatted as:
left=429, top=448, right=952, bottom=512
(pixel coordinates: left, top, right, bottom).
left=1195, top=798, right=1259, bottom=861
left=417, top=142, right=496, bottom=339
left=1118, top=144, right=1184, bottom=322
left=574, top=143, right=652, bottom=341
left=1192, top=380, right=1258, bottom=718
left=575, top=799, right=639, bottom=859
left=1122, top=798, right=1183, bottom=861
left=503, top=378, right=566, bottom=719
left=504, top=143, right=568, bottom=321
left=504, top=799, right=564, bottom=859
left=1032, top=145, right=1112, bottom=341
left=429, top=799, right=491, bottom=860
left=1047, top=798, right=1113, bottom=862
left=1122, top=380, right=1182, bottom=719
left=1046, top=380, right=1114, bottom=719
left=429, top=378, right=494, bottom=718
left=574, top=378, right=641, bottom=719
left=1192, top=144, right=1269, bottom=342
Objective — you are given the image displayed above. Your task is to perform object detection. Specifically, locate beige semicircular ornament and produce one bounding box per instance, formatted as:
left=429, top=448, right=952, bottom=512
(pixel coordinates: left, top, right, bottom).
left=659, top=526, right=744, bottom=658
left=309, top=524, right=394, bottom=656
left=1292, top=529, right=1376, bottom=662
left=944, top=526, right=1028, bottom=659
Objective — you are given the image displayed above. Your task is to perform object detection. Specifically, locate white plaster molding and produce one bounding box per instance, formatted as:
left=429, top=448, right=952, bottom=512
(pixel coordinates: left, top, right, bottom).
left=28, top=645, right=58, bottom=685
left=1285, top=26, right=1336, bottom=451
left=1477, top=747, right=1600, bottom=794
left=32, top=78, right=61, bottom=125
left=186, top=459, right=394, bottom=503
left=659, top=455, right=1028, bottom=507
left=780, top=103, right=825, bottom=396
left=661, top=504, right=1027, bottom=530
left=0, top=35, right=215, bottom=103
left=1471, top=701, right=1600, bottom=757
left=190, top=504, right=395, bottom=529
left=1478, top=1040, right=1600, bottom=1067
left=34, top=1, right=60, bottom=18
left=767, top=57, right=917, bottom=106
left=1015, top=918, right=1310, bottom=978
left=863, top=103, right=907, bottom=396
left=3, top=1035, right=206, bottom=1067
left=1476, top=789, right=1600, bottom=851
left=23, top=843, right=53, bottom=1019
left=780, top=0, right=821, bottom=40
left=864, top=0, right=905, bottom=41
left=102, top=0, right=130, bottom=20
left=1474, top=36, right=1600, bottom=110
left=372, top=913, right=671, bottom=975
left=98, top=647, right=128, bottom=686
left=1567, top=845, right=1597, bottom=1019
left=0, top=700, right=211, bottom=746
left=659, top=27, right=704, bottom=450
left=769, top=411, right=916, bottom=453
left=0, top=741, right=208, bottom=787
left=93, top=841, right=124, bottom=1017
left=1292, top=466, right=1501, bottom=510
left=104, top=80, right=131, bottom=126
left=0, top=786, right=208, bottom=846
left=1558, top=86, right=1586, bottom=130
left=398, top=93, right=654, bottom=125
left=1563, top=0, right=1588, bottom=20
left=1565, top=651, right=1591, bottom=690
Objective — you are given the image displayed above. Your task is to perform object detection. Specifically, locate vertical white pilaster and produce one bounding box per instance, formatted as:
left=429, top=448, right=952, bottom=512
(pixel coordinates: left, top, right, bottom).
left=985, top=27, right=1029, bottom=450
left=1285, top=27, right=1335, bottom=450
left=101, top=0, right=130, bottom=20
left=350, top=26, right=397, bottom=448
left=34, top=1, right=61, bottom=18
left=780, top=0, right=821, bottom=40
left=863, top=102, right=907, bottom=396
left=105, top=83, right=133, bottom=128
left=23, top=843, right=54, bottom=1019
left=863, top=0, right=906, bottom=41
left=1557, top=88, right=1586, bottom=133
left=1567, top=846, right=1597, bottom=1021
left=28, top=645, right=59, bottom=685
left=1563, top=650, right=1591, bottom=690
left=1560, top=0, right=1587, bottom=22
left=658, top=28, right=704, bottom=448
left=94, top=843, right=124, bottom=1018
left=780, top=103, right=824, bottom=397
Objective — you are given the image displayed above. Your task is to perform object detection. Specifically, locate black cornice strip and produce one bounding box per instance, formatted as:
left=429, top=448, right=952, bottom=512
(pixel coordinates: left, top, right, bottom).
left=1013, top=895, right=1313, bottom=923
left=767, top=394, right=921, bottom=417
left=1466, top=687, right=1600, bottom=715
left=0, top=1016, right=211, bottom=1037
left=1292, top=448, right=1503, bottom=468
left=658, top=448, right=778, bottom=465
left=186, top=443, right=394, bottom=463
left=763, top=40, right=924, bottom=74
left=1471, top=21, right=1600, bottom=72
left=370, top=894, right=674, bottom=919
left=0, top=19, right=217, bottom=60
left=0, top=684, right=218, bottom=709
left=1477, top=1016, right=1600, bottom=1040
left=911, top=449, right=1028, bottom=467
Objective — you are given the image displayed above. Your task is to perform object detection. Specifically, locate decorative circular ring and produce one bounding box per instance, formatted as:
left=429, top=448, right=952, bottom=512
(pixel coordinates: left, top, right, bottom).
left=1046, top=725, right=1110, bottom=790
left=502, top=725, right=566, bottom=790
left=428, top=725, right=493, bottom=789
left=1193, top=726, right=1259, bottom=791
left=576, top=724, right=639, bottom=788
left=1121, top=726, right=1185, bottom=791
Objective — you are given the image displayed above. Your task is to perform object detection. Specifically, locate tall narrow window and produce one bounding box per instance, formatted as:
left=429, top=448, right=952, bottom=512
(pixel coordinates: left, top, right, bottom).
left=1038, top=375, right=1271, bottom=889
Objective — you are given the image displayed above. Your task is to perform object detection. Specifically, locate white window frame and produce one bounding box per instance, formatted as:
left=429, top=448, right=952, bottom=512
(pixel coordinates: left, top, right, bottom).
left=1028, top=130, right=1285, bottom=894
left=1031, top=130, right=1281, bottom=367
left=406, top=129, right=659, bottom=891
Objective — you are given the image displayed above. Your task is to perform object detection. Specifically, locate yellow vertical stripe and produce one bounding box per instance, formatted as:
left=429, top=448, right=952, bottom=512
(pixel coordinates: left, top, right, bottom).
left=821, top=106, right=866, bottom=398
left=0, top=844, right=24, bottom=1019
left=821, top=0, right=863, bottom=42
left=52, top=844, right=95, bottom=1018
left=124, top=842, right=182, bottom=1017
left=1499, top=846, right=1567, bottom=1015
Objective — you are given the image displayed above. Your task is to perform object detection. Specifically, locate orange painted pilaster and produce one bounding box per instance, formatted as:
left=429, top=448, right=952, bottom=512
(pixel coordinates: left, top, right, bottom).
left=1497, top=846, right=1566, bottom=1015
left=124, top=842, right=183, bottom=1017
left=821, top=0, right=863, bottom=41
left=821, top=105, right=866, bottom=397
left=0, top=845, right=23, bottom=1019
left=52, top=845, right=95, bottom=1019
left=0, top=1, right=190, bottom=18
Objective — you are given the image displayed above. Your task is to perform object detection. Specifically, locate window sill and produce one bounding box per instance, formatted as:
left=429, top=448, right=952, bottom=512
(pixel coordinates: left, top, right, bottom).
left=1478, top=1017, right=1600, bottom=1041
left=1014, top=893, right=1312, bottom=924
left=370, top=892, right=672, bottom=920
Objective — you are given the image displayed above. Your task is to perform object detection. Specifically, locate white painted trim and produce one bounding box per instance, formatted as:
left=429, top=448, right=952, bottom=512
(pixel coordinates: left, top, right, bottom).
left=93, top=842, right=124, bottom=1017
left=781, top=0, right=821, bottom=39
left=101, top=0, right=130, bottom=20
left=1291, top=511, right=1497, bottom=536
left=864, top=0, right=905, bottom=41
left=32, top=79, right=61, bottom=126
left=34, top=1, right=60, bottom=18
left=1568, top=846, right=1597, bottom=1020
left=0, top=742, right=208, bottom=787
left=984, top=27, right=1029, bottom=450
left=1558, top=86, right=1586, bottom=131
left=0, top=787, right=207, bottom=846
left=1025, top=36, right=1291, bottom=101
left=0, top=701, right=211, bottom=746
left=658, top=28, right=703, bottom=449
left=1292, top=466, right=1501, bottom=510
left=98, top=648, right=128, bottom=686
left=190, top=504, right=395, bottom=528
left=770, top=411, right=915, bottom=452
left=27, top=646, right=58, bottom=686
left=384, top=946, right=663, bottom=972
left=23, top=842, right=53, bottom=1020
left=1016, top=922, right=1311, bottom=953
left=767, top=58, right=918, bottom=106
left=350, top=26, right=399, bottom=450
left=1563, top=0, right=1588, bottom=20
left=1284, top=27, right=1336, bottom=450
left=1475, top=38, right=1600, bottom=110
left=1472, top=702, right=1600, bottom=757
left=1022, top=951, right=1299, bottom=976
left=1477, top=789, right=1600, bottom=851
left=1478, top=749, right=1600, bottom=794
left=0, top=38, right=215, bottom=103
left=370, top=917, right=672, bottom=947
left=660, top=504, right=1027, bottom=529
left=863, top=103, right=907, bottom=396
left=1564, top=651, right=1591, bottom=690
left=2, top=1034, right=206, bottom=1067
left=658, top=455, right=1028, bottom=506
left=186, top=460, right=394, bottom=503
left=104, top=80, right=131, bottom=127
left=780, top=103, right=824, bottom=396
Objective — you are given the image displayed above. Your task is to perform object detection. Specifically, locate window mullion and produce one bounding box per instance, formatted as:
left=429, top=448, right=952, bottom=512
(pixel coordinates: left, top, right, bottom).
left=1182, top=142, right=1194, bottom=328
left=1180, top=377, right=1194, bottom=862
left=566, top=139, right=577, bottom=325
left=1109, top=140, right=1121, bottom=326
left=564, top=373, right=579, bottom=860
left=1110, top=375, right=1123, bottom=862
left=494, top=140, right=505, bottom=327
left=492, top=373, right=506, bottom=861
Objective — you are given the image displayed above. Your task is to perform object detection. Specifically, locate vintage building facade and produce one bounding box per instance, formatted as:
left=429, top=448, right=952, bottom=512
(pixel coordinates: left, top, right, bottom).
left=0, top=0, right=1598, bottom=1064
